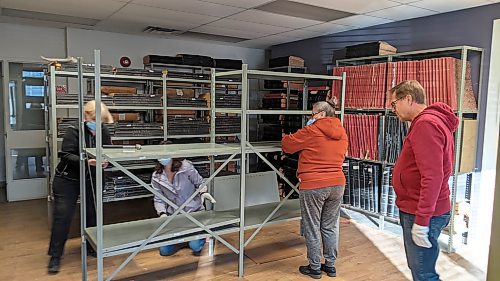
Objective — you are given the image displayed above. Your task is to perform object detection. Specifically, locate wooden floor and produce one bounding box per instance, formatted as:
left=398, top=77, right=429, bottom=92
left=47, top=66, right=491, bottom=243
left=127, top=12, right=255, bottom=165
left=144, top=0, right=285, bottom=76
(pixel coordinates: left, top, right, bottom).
left=0, top=199, right=484, bottom=281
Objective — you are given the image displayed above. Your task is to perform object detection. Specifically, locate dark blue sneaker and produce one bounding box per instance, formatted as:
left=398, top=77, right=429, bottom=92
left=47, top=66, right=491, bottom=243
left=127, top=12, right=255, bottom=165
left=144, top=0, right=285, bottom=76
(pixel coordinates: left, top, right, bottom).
left=321, top=264, right=336, bottom=277
left=299, top=265, right=322, bottom=279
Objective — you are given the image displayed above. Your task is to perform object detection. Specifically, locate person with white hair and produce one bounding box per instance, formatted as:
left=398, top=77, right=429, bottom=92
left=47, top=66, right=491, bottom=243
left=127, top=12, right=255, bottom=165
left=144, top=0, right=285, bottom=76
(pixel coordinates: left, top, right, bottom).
left=282, top=101, right=348, bottom=279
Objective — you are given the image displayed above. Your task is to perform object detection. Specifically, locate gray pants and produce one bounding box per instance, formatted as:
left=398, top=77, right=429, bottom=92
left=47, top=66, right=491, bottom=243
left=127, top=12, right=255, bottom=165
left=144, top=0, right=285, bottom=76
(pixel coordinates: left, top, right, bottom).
left=299, top=185, right=344, bottom=270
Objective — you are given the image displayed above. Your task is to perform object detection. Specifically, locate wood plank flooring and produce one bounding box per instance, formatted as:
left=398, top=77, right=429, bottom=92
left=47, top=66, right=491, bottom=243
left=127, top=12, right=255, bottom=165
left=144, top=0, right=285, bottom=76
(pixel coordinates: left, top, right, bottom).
left=0, top=199, right=483, bottom=280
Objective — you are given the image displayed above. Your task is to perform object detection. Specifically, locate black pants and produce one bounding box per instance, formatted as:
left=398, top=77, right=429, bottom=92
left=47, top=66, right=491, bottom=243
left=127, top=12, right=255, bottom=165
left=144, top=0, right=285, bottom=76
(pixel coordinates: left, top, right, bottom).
left=48, top=175, right=96, bottom=258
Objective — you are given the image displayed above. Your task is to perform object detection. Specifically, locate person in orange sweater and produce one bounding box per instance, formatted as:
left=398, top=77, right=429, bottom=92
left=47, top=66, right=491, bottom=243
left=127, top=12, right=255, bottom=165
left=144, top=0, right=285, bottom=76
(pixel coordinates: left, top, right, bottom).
left=282, top=101, right=348, bottom=279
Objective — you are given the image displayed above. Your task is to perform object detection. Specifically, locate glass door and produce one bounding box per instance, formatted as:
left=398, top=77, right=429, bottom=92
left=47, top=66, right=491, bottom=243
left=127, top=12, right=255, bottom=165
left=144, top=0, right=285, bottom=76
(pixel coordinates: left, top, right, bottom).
left=3, top=62, right=48, bottom=201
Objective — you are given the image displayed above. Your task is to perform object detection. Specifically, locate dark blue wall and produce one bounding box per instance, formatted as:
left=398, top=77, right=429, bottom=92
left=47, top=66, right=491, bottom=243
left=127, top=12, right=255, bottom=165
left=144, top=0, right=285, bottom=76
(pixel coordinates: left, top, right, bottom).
left=271, top=3, right=500, bottom=169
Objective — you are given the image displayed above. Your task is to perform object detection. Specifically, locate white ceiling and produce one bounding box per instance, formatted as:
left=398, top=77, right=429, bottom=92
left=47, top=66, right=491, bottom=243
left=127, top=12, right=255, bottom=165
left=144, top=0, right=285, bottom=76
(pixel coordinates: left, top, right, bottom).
left=0, top=0, right=497, bottom=48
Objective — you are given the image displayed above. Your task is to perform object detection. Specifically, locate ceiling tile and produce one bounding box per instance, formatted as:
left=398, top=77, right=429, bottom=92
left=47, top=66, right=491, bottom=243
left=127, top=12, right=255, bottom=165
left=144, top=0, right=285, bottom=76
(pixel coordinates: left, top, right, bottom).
left=191, top=25, right=270, bottom=39
left=112, top=4, right=219, bottom=27
left=207, top=18, right=293, bottom=34
left=391, top=0, right=423, bottom=3
left=197, top=0, right=275, bottom=8
left=288, top=0, right=402, bottom=14
left=302, top=22, right=356, bottom=34
left=103, top=15, right=201, bottom=31
left=366, top=4, right=438, bottom=20
left=331, top=15, right=394, bottom=28
left=95, top=19, right=163, bottom=34
left=276, top=29, right=324, bottom=39
left=410, top=0, right=492, bottom=13
left=131, top=0, right=244, bottom=17
left=227, top=9, right=324, bottom=29
left=0, top=0, right=125, bottom=19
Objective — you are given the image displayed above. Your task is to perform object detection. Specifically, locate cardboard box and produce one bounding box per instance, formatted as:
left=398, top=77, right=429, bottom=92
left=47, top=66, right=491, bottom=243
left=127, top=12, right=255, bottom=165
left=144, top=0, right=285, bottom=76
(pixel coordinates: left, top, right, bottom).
left=333, top=48, right=347, bottom=62
left=269, top=56, right=305, bottom=68
left=199, top=93, right=211, bottom=107
left=346, top=41, right=397, bottom=58
left=459, top=119, right=478, bottom=173
left=165, top=82, right=195, bottom=98
left=111, top=113, right=141, bottom=122
left=101, top=86, right=137, bottom=95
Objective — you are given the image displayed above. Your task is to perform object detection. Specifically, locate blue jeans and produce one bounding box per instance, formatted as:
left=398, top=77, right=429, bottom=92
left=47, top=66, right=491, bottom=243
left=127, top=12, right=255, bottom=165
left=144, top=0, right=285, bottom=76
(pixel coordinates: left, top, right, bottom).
left=399, top=211, right=451, bottom=281
left=159, top=238, right=206, bottom=256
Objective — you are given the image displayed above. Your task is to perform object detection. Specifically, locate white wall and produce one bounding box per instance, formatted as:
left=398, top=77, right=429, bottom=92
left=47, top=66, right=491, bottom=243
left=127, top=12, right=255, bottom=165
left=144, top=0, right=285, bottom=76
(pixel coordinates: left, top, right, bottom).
left=66, top=28, right=266, bottom=69
left=0, top=23, right=66, bottom=62
left=469, top=19, right=500, bottom=272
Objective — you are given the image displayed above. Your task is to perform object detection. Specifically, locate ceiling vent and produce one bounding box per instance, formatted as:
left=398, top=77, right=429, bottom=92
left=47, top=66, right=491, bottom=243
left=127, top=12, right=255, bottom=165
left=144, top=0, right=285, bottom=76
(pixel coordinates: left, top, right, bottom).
left=143, top=26, right=181, bottom=35
left=181, top=31, right=249, bottom=43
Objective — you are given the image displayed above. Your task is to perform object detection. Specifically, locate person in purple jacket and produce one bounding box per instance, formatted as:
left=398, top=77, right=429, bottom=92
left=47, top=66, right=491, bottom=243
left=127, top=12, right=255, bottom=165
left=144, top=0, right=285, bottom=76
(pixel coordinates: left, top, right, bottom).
left=151, top=157, right=216, bottom=256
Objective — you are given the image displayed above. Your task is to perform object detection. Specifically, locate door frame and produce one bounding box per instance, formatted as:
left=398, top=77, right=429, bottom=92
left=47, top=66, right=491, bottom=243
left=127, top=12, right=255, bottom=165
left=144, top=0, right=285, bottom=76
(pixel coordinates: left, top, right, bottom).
left=2, top=60, right=49, bottom=201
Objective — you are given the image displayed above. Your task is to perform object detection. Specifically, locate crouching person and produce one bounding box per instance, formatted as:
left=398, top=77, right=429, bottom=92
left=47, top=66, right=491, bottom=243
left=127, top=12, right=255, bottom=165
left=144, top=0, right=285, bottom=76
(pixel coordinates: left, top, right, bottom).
left=151, top=157, right=216, bottom=256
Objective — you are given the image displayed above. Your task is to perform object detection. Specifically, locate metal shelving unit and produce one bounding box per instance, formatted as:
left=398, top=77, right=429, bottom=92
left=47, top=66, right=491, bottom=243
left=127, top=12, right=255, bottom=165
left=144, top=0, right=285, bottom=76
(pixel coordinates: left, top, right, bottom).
left=336, top=45, right=484, bottom=253
left=82, top=53, right=346, bottom=280
left=46, top=66, right=169, bottom=205
left=47, top=63, right=243, bottom=203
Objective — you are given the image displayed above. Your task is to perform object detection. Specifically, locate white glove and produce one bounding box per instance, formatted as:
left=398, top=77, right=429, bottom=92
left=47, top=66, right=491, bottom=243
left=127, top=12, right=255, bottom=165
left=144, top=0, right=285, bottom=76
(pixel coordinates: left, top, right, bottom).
left=160, top=213, right=168, bottom=218
left=411, top=223, right=432, bottom=248
left=199, top=185, right=208, bottom=193
left=201, top=192, right=216, bottom=203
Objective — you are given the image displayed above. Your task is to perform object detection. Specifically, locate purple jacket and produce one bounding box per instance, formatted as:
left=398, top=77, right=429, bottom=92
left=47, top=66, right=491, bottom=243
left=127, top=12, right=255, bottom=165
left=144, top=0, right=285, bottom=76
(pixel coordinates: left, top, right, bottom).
left=151, top=160, right=204, bottom=215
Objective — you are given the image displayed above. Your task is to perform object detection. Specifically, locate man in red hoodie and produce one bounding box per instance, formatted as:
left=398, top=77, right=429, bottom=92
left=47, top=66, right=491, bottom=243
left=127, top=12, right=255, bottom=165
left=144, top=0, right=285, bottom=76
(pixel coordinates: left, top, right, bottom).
left=282, top=101, right=348, bottom=279
left=390, top=80, right=458, bottom=281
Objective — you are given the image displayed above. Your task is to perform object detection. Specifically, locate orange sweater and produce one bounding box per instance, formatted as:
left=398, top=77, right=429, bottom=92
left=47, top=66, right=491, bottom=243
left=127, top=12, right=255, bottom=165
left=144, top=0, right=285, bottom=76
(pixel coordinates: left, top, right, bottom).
left=282, top=117, right=348, bottom=190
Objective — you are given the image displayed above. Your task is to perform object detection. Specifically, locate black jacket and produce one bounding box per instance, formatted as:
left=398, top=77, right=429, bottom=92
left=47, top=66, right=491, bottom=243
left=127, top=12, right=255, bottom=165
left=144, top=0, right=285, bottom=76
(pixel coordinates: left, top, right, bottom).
left=55, top=122, right=112, bottom=181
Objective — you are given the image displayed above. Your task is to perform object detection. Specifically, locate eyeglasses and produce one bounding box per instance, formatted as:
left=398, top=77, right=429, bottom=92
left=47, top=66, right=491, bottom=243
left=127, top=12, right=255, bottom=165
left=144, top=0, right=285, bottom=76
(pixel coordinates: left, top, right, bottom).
left=311, top=110, right=324, bottom=117
left=390, top=96, right=406, bottom=108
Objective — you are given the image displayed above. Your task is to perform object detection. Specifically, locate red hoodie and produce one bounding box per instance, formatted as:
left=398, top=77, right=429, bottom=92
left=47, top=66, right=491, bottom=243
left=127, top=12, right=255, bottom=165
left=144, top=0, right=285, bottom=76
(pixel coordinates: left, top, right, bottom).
left=282, top=117, right=348, bottom=190
left=392, top=102, right=459, bottom=226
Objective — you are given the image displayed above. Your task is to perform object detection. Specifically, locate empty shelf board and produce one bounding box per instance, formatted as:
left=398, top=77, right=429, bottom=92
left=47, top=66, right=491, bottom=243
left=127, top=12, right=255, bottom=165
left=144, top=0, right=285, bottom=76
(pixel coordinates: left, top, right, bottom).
left=86, top=143, right=241, bottom=161
left=85, top=210, right=240, bottom=256
left=224, top=142, right=282, bottom=154
left=240, top=200, right=301, bottom=229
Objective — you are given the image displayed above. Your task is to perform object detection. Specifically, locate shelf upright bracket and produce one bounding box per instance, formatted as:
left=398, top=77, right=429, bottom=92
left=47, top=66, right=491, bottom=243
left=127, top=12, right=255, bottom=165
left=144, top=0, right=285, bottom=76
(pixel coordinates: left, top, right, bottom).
left=209, top=68, right=217, bottom=210
left=49, top=65, right=58, bottom=183
left=447, top=47, right=469, bottom=253
left=162, top=70, right=168, bottom=141
left=340, top=71, right=347, bottom=125
left=210, top=68, right=216, bottom=144
left=93, top=49, right=104, bottom=281
left=75, top=57, right=89, bottom=281
left=238, top=64, right=248, bottom=278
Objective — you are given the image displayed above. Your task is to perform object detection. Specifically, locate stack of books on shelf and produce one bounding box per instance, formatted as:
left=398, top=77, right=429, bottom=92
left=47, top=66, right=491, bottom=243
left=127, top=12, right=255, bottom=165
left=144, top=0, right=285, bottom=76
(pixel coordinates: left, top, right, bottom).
left=343, top=114, right=382, bottom=160
left=104, top=171, right=152, bottom=200
left=332, top=57, right=477, bottom=112
left=111, top=123, right=163, bottom=137
left=167, top=116, right=209, bottom=136
left=384, top=116, right=409, bottom=163
left=343, top=159, right=381, bottom=213
left=215, top=115, right=241, bottom=134
left=380, top=166, right=399, bottom=219
left=56, top=93, right=162, bottom=107
left=332, top=63, right=387, bottom=109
